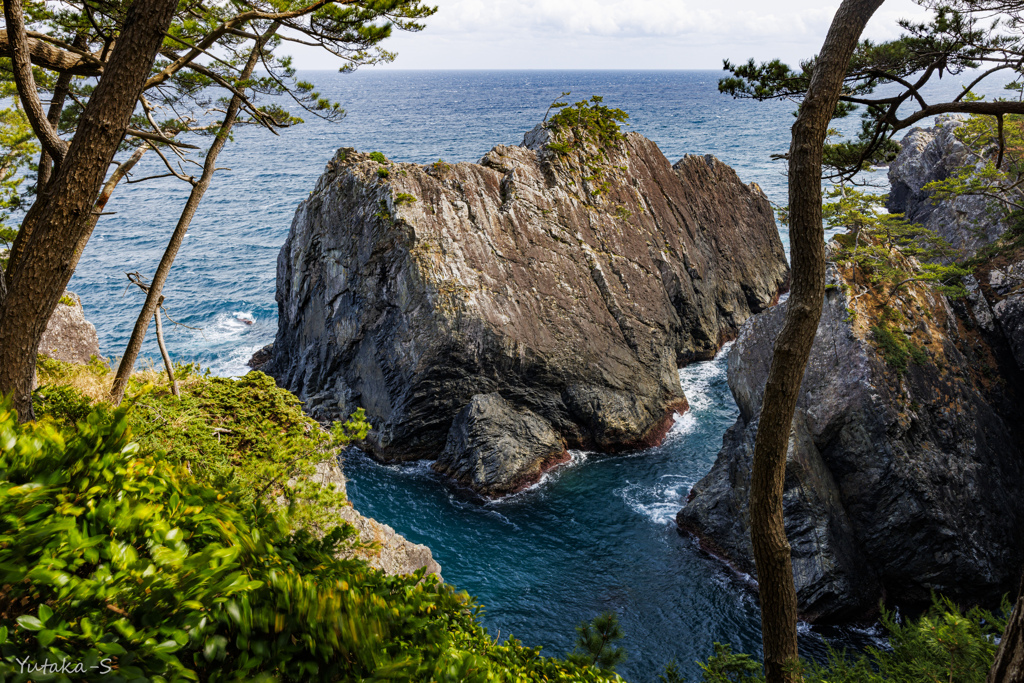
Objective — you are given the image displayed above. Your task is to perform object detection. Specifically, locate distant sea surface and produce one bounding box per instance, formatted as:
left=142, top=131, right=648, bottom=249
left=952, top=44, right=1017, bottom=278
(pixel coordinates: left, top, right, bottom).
left=71, top=70, right=998, bottom=680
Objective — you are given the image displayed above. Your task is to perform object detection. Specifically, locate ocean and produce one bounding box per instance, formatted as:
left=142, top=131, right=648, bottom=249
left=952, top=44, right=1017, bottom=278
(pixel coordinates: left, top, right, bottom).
left=70, top=69, right=993, bottom=680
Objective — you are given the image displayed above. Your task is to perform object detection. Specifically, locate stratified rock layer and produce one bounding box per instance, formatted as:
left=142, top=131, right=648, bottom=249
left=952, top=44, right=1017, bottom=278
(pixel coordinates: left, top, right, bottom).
left=268, top=122, right=789, bottom=493
left=678, top=263, right=1024, bottom=622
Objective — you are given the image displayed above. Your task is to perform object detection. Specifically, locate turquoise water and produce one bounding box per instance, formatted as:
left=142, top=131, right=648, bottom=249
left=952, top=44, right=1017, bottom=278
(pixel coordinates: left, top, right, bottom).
left=67, top=70, right=992, bottom=679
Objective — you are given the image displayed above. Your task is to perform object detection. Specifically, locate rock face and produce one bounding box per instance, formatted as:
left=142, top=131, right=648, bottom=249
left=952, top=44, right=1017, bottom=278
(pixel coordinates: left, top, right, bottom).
left=308, top=459, right=442, bottom=578
left=678, top=262, right=1024, bottom=622
left=38, top=292, right=102, bottom=365
left=267, top=120, right=789, bottom=495
left=433, top=393, right=570, bottom=497
left=888, top=119, right=1024, bottom=378
left=887, top=117, right=1009, bottom=257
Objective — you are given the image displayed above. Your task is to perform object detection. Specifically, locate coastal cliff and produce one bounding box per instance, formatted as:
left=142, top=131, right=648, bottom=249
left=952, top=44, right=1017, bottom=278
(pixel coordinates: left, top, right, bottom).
left=266, top=117, right=789, bottom=496
left=678, top=260, right=1024, bottom=621
left=680, top=119, right=1024, bottom=622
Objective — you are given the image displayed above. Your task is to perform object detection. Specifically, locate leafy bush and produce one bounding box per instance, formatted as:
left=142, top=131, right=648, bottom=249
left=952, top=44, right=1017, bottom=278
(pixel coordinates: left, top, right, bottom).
left=0, top=399, right=624, bottom=682
left=871, top=322, right=928, bottom=376
left=567, top=612, right=627, bottom=672
left=368, top=151, right=388, bottom=164
left=665, top=596, right=1004, bottom=682
left=34, top=366, right=365, bottom=532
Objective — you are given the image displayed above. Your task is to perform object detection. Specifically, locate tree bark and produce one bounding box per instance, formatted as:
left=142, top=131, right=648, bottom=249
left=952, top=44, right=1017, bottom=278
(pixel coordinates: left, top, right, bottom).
left=751, top=2, right=885, bottom=681
left=0, top=29, right=104, bottom=76
left=109, top=25, right=278, bottom=404
left=153, top=305, right=179, bottom=396
left=0, top=0, right=178, bottom=420
left=990, top=570, right=1024, bottom=683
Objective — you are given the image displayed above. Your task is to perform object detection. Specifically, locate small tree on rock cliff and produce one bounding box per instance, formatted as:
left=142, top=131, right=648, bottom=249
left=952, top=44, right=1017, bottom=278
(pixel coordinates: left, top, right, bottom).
left=0, top=0, right=436, bottom=419
left=722, top=2, right=1024, bottom=680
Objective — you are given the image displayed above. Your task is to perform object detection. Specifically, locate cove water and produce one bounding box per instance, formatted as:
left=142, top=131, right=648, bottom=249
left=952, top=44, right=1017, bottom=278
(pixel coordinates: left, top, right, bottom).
left=70, top=70, right=989, bottom=680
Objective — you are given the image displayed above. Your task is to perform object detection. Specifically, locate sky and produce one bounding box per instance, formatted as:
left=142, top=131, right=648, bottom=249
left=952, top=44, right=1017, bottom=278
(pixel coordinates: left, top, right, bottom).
left=286, top=0, right=933, bottom=71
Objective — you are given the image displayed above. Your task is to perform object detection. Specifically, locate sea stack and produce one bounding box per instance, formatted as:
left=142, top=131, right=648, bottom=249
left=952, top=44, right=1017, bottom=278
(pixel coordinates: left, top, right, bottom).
left=266, top=117, right=789, bottom=496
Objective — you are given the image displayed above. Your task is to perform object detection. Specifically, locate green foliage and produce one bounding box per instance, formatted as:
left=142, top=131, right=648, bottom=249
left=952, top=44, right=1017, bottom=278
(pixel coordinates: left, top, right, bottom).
left=0, top=80, right=39, bottom=257
left=567, top=612, right=627, bottom=672
left=394, top=192, right=417, bottom=205
left=376, top=166, right=390, bottom=178
left=718, top=3, right=1024, bottom=180
left=546, top=96, right=629, bottom=151
left=368, top=151, right=389, bottom=164
left=34, top=364, right=365, bottom=532
left=922, top=111, right=1024, bottom=259
left=675, top=597, right=1004, bottom=682
left=659, top=660, right=687, bottom=683
left=698, top=644, right=765, bottom=682
left=824, top=185, right=968, bottom=299
left=6, top=389, right=624, bottom=681
left=430, top=158, right=452, bottom=177
left=543, top=95, right=629, bottom=199
left=871, top=321, right=927, bottom=375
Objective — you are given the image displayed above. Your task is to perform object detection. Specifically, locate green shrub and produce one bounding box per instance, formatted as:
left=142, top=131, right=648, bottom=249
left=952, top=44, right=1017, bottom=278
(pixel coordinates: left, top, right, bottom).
left=0, top=399, right=624, bottom=682
left=35, top=368, right=365, bottom=532
left=871, top=323, right=927, bottom=376
left=670, top=596, right=1004, bottom=682
left=394, top=192, right=417, bottom=205
left=368, top=151, right=388, bottom=164
left=546, top=96, right=628, bottom=149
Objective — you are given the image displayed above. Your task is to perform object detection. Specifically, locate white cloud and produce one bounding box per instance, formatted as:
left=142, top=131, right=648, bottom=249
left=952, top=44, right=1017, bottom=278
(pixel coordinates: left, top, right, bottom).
left=285, top=0, right=938, bottom=70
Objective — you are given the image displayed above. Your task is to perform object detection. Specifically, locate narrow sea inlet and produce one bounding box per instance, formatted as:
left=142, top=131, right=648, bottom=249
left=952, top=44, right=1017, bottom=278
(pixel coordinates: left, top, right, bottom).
left=344, top=345, right=764, bottom=680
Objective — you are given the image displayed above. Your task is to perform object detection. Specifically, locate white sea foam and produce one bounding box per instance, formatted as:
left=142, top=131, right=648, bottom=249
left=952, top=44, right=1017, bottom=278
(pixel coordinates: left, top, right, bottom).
left=618, top=473, right=694, bottom=525
left=488, top=449, right=590, bottom=503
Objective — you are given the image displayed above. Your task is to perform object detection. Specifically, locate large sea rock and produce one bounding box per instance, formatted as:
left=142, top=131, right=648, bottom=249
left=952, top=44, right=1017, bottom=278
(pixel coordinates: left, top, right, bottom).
left=887, top=116, right=1009, bottom=257
left=266, top=121, right=789, bottom=495
left=678, top=261, right=1024, bottom=622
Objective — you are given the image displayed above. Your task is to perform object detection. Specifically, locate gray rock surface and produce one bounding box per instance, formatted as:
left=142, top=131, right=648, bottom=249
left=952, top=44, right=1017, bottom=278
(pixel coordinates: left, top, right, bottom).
left=433, top=393, right=569, bottom=497
left=267, top=121, right=789, bottom=494
left=888, top=117, right=1009, bottom=257
left=308, top=459, right=442, bottom=578
left=38, top=292, right=102, bottom=365
left=678, top=264, right=1024, bottom=622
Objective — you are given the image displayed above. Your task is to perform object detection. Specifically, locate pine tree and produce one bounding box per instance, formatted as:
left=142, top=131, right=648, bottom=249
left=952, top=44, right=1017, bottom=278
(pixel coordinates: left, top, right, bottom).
left=567, top=611, right=628, bottom=672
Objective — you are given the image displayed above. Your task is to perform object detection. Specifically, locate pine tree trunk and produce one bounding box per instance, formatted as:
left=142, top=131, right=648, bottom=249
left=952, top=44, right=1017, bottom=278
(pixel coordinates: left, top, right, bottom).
left=990, top=571, right=1024, bottom=683
left=752, top=2, right=884, bottom=681
left=109, top=26, right=278, bottom=404
left=0, top=0, right=178, bottom=420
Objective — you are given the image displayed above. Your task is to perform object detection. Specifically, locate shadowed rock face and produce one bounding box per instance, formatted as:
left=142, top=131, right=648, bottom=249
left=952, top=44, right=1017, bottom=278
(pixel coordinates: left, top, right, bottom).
left=267, top=121, right=789, bottom=494
left=434, top=393, right=569, bottom=498
left=887, top=117, right=1009, bottom=258
left=679, top=263, right=1024, bottom=622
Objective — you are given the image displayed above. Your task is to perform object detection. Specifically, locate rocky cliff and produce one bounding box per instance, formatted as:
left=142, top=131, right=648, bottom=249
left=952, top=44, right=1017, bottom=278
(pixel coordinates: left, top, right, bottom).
left=678, top=260, right=1024, bottom=622
left=887, top=116, right=1009, bottom=258
left=307, top=460, right=442, bottom=578
left=267, top=118, right=789, bottom=496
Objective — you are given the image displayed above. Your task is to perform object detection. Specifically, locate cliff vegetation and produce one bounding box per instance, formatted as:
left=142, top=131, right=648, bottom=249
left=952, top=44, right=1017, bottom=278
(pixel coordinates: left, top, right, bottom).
left=0, top=361, right=626, bottom=681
